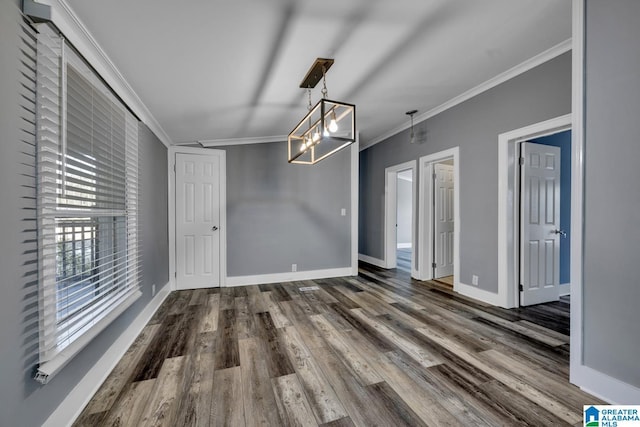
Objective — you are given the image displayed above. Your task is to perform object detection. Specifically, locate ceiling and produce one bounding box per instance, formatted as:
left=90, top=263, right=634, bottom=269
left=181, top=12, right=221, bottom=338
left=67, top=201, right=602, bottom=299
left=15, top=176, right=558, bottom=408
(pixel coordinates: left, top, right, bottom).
left=64, top=0, right=571, bottom=147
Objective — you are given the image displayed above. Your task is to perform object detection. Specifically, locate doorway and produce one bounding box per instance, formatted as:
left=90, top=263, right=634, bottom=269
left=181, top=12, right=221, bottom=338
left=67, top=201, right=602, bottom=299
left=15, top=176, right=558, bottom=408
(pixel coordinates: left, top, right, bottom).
left=519, top=131, right=572, bottom=306
left=433, top=161, right=455, bottom=282
left=384, top=160, right=417, bottom=276
left=169, top=146, right=227, bottom=290
left=519, top=141, right=562, bottom=306
left=417, top=147, right=460, bottom=285
left=396, top=169, right=413, bottom=273
left=497, top=114, right=571, bottom=308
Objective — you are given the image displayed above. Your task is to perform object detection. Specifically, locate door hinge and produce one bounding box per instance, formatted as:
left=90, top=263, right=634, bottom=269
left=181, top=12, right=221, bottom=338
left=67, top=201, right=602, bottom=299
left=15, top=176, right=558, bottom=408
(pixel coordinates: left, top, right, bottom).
left=174, top=271, right=177, bottom=278
left=519, top=284, right=523, bottom=291
left=173, top=164, right=176, bottom=172
left=433, top=173, right=437, bottom=180
left=432, top=262, right=437, bottom=268
left=519, top=157, right=524, bottom=165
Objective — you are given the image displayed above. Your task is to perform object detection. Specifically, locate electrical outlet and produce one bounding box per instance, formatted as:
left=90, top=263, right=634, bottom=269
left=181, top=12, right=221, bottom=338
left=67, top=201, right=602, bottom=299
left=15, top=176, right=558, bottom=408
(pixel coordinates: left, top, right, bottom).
left=472, top=275, right=479, bottom=286
left=341, top=208, right=346, bottom=216
left=292, top=264, right=297, bottom=272
left=151, top=283, right=156, bottom=296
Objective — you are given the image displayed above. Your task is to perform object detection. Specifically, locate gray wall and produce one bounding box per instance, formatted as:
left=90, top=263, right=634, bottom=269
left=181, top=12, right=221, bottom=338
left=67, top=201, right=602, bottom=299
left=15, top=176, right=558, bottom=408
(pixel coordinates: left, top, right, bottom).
left=0, top=3, right=169, bottom=424
left=139, top=124, right=170, bottom=289
left=222, top=143, right=352, bottom=276
left=359, top=52, right=571, bottom=292
left=583, top=0, right=640, bottom=388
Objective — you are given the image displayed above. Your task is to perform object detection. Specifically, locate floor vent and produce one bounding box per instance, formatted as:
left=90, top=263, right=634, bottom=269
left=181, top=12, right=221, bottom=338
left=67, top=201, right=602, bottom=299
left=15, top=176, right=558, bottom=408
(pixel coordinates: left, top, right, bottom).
left=298, top=286, right=319, bottom=292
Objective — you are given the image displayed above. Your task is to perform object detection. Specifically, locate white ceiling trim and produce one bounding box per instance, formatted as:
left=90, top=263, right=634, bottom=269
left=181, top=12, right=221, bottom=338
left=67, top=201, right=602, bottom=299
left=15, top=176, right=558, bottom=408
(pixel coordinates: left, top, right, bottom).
left=360, top=38, right=573, bottom=151
left=37, top=0, right=173, bottom=147
left=197, top=135, right=287, bottom=148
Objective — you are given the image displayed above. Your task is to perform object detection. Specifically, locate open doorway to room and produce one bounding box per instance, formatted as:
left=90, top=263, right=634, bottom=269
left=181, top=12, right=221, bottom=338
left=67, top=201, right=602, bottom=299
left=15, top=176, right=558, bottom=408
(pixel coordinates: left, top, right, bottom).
left=432, top=159, right=455, bottom=284
left=417, top=147, right=460, bottom=287
left=384, top=160, right=417, bottom=277
left=498, top=114, right=571, bottom=310
left=518, top=131, right=571, bottom=307
left=396, top=169, right=414, bottom=273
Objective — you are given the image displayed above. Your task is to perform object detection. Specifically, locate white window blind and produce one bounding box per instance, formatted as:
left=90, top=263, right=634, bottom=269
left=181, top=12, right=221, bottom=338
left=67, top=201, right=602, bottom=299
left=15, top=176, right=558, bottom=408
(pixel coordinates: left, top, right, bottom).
left=35, top=25, right=141, bottom=384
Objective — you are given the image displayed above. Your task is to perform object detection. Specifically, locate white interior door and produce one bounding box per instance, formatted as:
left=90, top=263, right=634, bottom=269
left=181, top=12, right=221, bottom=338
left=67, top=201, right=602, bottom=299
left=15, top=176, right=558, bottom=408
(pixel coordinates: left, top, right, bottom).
left=175, top=153, right=220, bottom=289
left=433, top=163, right=454, bottom=278
left=520, top=142, right=561, bottom=306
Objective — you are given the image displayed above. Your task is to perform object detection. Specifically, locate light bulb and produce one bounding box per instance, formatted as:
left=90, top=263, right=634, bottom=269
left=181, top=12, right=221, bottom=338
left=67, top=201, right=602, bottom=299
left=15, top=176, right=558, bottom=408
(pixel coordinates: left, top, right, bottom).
left=300, top=142, right=306, bottom=152
left=323, top=126, right=330, bottom=137
left=313, top=128, right=320, bottom=142
left=328, top=118, right=338, bottom=133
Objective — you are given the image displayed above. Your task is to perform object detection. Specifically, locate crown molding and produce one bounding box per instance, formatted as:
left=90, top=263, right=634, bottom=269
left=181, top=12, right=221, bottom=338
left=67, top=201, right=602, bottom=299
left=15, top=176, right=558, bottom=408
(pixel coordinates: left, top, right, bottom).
left=32, top=0, right=571, bottom=152
left=360, top=38, right=572, bottom=151
left=36, top=0, right=173, bottom=147
left=196, top=135, right=287, bottom=147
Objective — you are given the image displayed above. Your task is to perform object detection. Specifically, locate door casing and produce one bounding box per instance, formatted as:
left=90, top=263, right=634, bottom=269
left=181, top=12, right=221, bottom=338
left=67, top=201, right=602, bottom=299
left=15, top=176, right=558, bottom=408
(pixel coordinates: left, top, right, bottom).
left=417, top=147, right=460, bottom=284
left=497, top=114, right=571, bottom=308
left=169, top=146, right=226, bottom=290
left=384, top=160, right=417, bottom=276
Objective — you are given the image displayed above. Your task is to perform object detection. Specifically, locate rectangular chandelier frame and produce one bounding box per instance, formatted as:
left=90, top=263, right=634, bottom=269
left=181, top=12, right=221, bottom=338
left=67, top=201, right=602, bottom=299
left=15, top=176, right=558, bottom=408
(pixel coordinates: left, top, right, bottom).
left=288, top=98, right=356, bottom=164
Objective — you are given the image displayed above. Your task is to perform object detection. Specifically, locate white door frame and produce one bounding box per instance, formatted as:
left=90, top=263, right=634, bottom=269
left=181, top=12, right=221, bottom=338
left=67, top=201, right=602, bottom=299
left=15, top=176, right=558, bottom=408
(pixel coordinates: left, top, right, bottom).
left=384, top=160, right=417, bottom=276
left=417, top=147, right=460, bottom=284
left=497, top=114, right=571, bottom=308
left=168, top=146, right=227, bottom=290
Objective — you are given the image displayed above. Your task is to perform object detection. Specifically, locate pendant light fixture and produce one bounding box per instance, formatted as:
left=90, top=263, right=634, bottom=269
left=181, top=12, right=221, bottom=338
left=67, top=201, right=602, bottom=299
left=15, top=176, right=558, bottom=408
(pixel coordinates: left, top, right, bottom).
left=406, top=109, right=418, bottom=144
left=288, top=58, right=356, bottom=164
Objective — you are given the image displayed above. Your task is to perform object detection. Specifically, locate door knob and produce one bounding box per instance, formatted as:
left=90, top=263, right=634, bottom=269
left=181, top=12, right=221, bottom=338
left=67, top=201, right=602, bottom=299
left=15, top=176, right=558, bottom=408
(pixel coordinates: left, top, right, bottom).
left=553, top=229, right=566, bottom=238
left=212, top=226, right=219, bottom=231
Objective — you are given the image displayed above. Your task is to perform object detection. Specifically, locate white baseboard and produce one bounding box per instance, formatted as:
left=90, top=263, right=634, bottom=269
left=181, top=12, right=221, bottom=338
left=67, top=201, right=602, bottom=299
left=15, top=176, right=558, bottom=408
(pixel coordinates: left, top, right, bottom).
left=396, top=243, right=412, bottom=249
left=572, top=364, right=640, bottom=404
left=455, top=281, right=506, bottom=308
left=559, top=282, right=571, bottom=297
left=44, top=282, right=171, bottom=427
left=358, top=253, right=386, bottom=268
left=225, top=267, right=354, bottom=287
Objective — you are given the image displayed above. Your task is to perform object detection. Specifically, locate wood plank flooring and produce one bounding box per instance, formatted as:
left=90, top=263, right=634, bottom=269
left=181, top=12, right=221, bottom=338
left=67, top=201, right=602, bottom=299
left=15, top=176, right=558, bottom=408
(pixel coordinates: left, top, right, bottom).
left=396, top=248, right=412, bottom=273
left=73, top=263, right=601, bottom=427
left=434, top=275, right=454, bottom=287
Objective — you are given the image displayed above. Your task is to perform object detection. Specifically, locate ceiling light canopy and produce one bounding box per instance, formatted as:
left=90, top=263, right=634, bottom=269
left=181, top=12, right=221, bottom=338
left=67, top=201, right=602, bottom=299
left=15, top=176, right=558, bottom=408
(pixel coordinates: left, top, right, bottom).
left=288, top=58, right=355, bottom=164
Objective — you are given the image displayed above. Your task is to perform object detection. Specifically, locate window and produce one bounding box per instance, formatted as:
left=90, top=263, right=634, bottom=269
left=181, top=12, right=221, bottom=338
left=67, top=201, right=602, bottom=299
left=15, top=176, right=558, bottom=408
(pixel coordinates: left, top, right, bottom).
left=35, top=25, right=140, bottom=384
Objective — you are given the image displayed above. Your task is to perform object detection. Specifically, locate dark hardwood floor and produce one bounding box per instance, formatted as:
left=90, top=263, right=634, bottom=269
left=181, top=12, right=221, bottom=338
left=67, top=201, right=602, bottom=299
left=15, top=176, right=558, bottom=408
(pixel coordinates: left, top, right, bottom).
left=73, top=262, right=598, bottom=427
